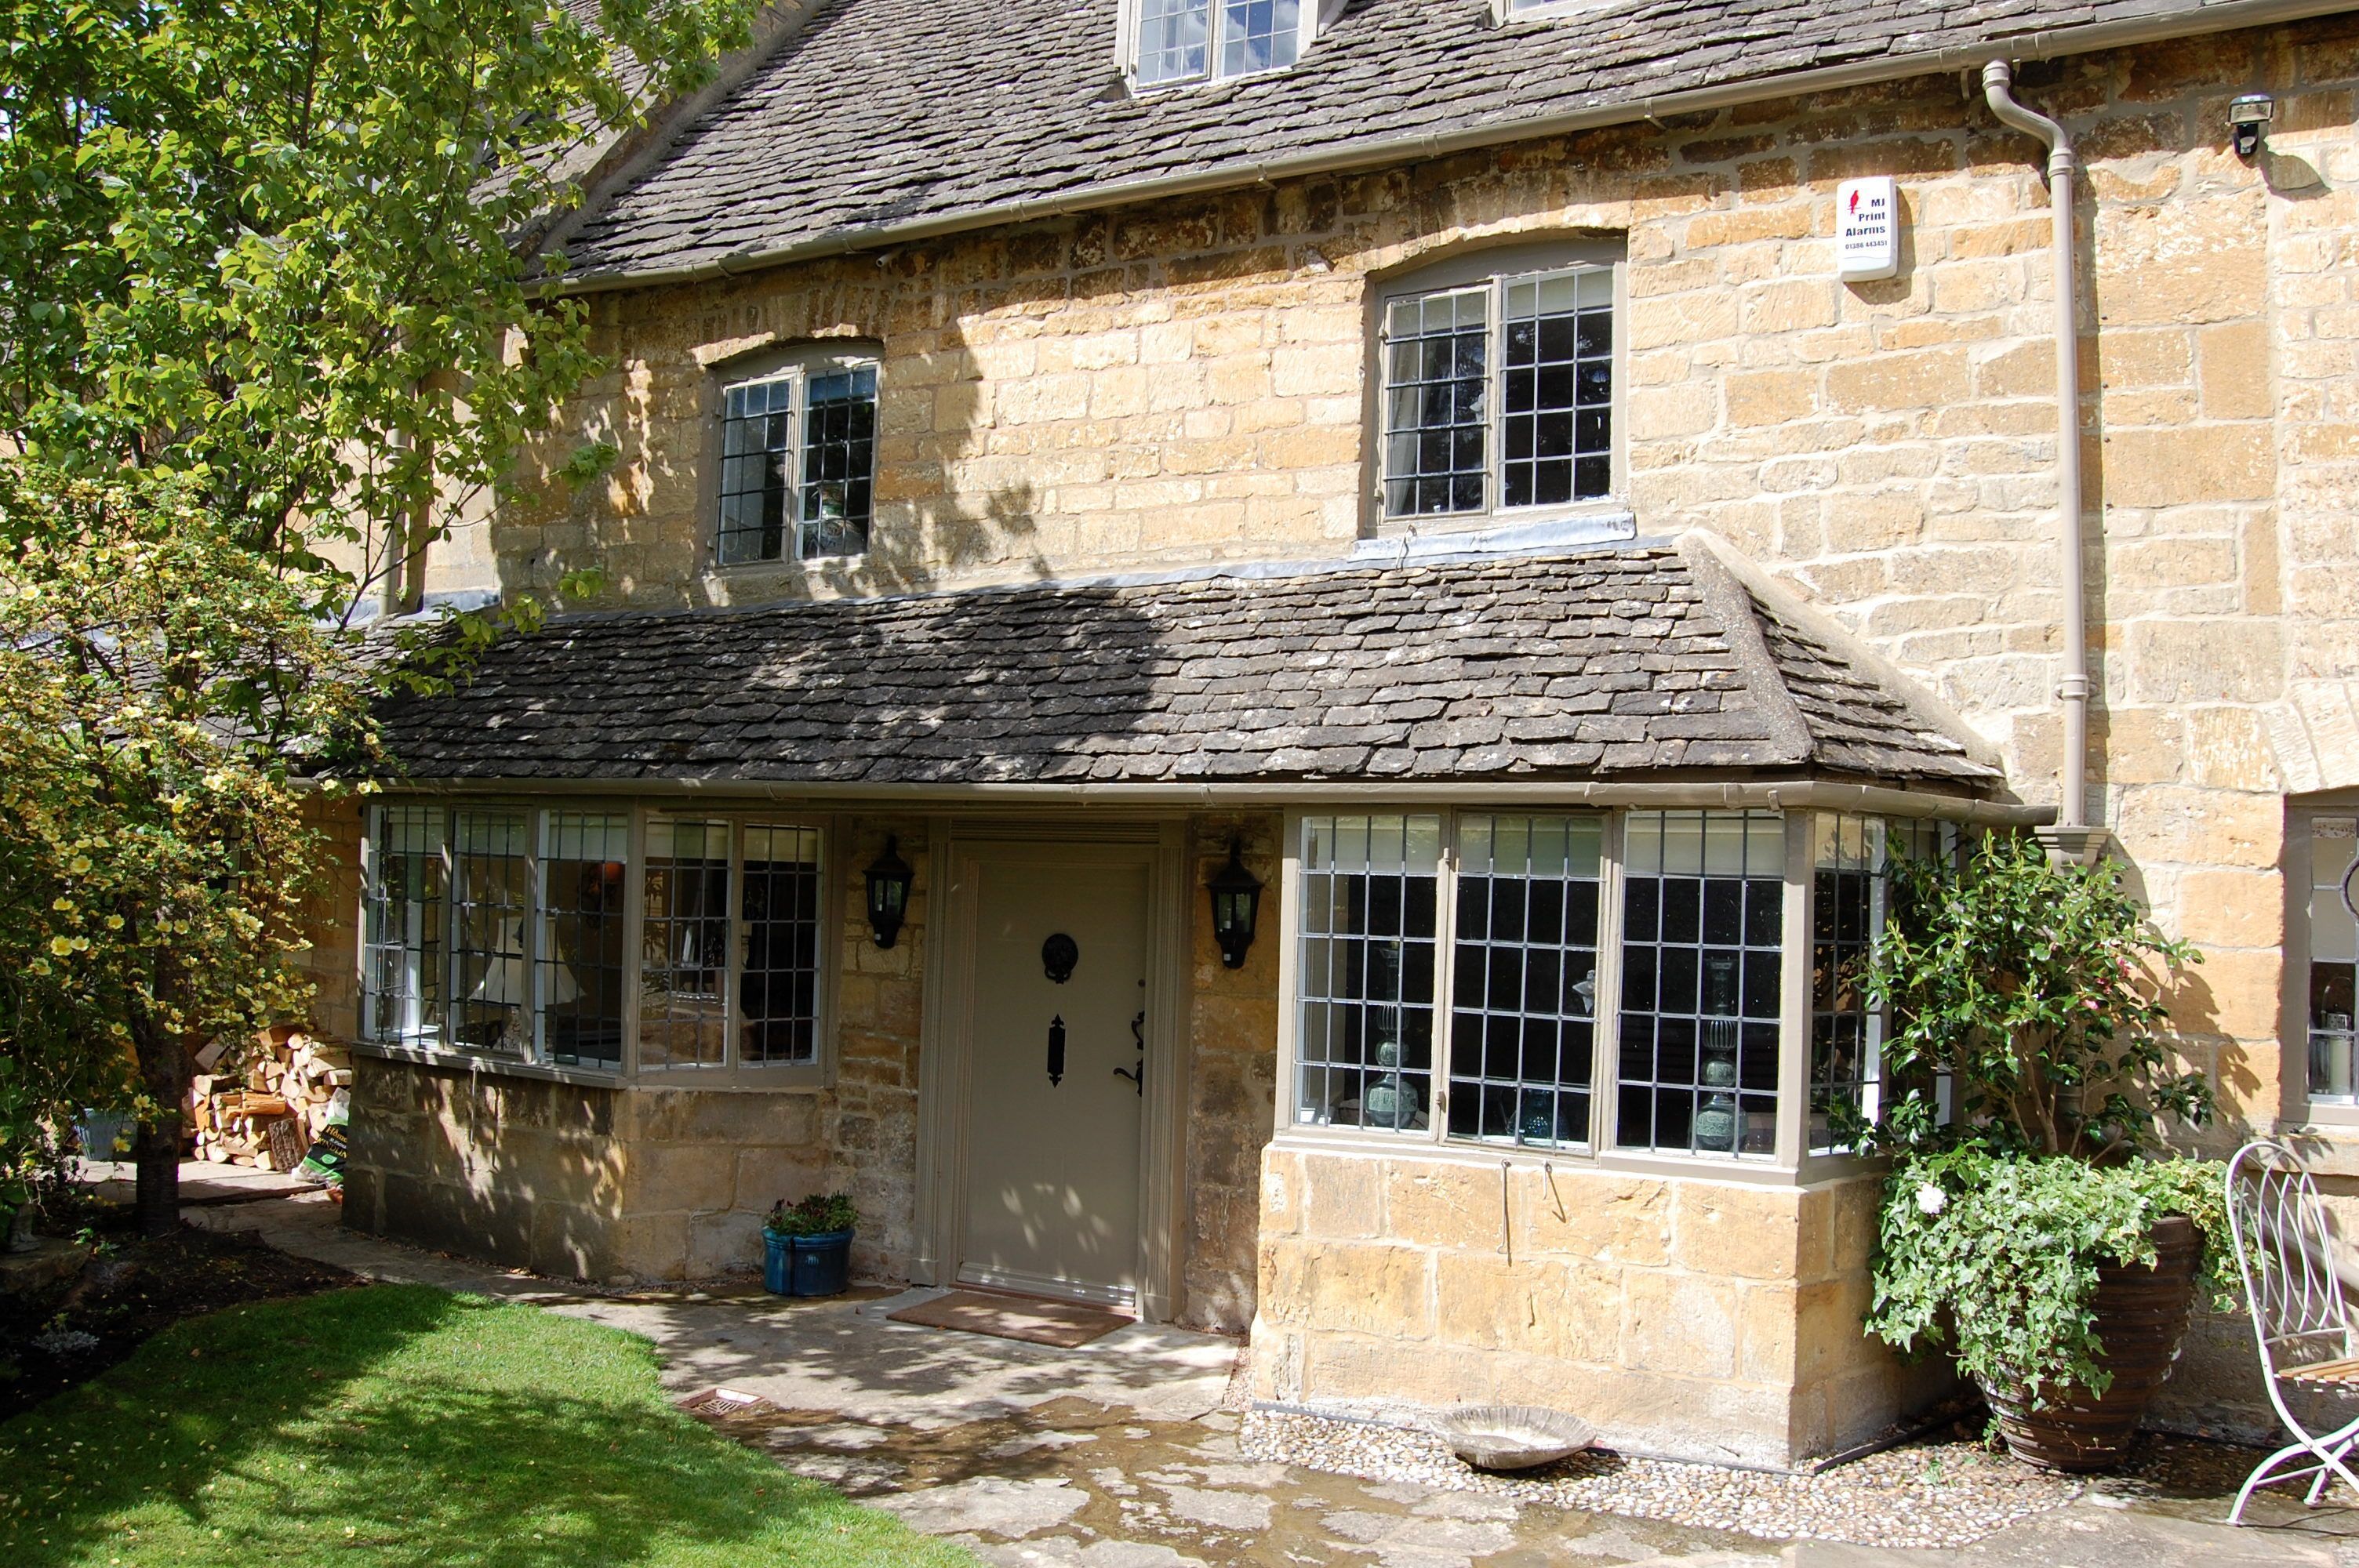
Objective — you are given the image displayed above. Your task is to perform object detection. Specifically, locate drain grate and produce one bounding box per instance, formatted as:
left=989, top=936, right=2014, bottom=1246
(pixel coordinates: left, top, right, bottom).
left=676, top=1387, right=775, bottom=1419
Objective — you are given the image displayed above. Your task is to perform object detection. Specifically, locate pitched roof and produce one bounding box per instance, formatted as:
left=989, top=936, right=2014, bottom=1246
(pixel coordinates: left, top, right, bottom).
left=372, top=539, right=1994, bottom=789
left=559, top=0, right=2274, bottom=285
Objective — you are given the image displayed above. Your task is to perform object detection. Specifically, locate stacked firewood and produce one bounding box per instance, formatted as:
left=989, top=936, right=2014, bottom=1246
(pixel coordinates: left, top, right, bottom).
left=187, top=1026, right=353, bottom=1172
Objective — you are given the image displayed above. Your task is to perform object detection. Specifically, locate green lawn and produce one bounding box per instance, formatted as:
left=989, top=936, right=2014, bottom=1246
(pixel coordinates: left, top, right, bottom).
left=0, top=1283, right=978, bottom=1567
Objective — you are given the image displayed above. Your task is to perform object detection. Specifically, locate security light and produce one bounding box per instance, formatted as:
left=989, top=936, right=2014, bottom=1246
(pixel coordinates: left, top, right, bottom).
left=2230, top=94, right=2274, bottom=158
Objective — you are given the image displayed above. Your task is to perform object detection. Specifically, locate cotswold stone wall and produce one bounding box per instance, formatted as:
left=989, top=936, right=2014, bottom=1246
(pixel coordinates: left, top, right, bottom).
left=1252, top=1148, right=1947, bottom=1468
left=1180, top=812, right=1282, bottom=1334
left=506, top=19, right=2359, bottom=1144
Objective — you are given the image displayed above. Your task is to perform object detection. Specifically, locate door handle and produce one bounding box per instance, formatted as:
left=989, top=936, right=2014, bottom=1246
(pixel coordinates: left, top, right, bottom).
left=1047, top=1014, right=1066, bottom=1086
left=1113, top=1010, right=1145, bottom=1096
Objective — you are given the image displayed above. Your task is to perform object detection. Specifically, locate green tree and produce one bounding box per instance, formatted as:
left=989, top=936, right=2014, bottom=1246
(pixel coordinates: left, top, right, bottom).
left=0, top=0, right=754, bottom=1231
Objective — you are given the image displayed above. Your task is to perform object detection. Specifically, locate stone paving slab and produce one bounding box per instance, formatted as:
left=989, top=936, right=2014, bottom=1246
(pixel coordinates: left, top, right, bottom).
left=180, top=1192, right=2359, bottom=1568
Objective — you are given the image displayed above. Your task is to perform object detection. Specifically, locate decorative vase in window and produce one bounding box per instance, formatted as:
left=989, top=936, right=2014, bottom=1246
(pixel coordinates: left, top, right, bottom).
left=1363, top=1039, right=1418, bottom=1130
left=1694, top=1052, right=1740, bottom=1152
left=1695, top=953, right=1743, bottom=1152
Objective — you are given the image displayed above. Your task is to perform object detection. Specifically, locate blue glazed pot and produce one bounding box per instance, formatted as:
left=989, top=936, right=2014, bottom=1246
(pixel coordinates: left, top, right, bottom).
left=763, top=1229, right=854, bottom=1297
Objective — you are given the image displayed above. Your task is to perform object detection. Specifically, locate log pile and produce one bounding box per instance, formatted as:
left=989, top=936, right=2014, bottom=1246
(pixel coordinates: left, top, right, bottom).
left=187, top=1026, right=353, bottom=1172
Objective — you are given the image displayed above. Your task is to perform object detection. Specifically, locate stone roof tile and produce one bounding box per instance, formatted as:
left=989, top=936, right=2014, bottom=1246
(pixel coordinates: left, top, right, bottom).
left=374, top=543, right=1995, bottom=789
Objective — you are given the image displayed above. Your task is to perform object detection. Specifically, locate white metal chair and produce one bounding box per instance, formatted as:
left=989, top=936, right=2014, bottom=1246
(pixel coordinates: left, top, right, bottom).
left=2226, top=1138, right=2359, bottom=1523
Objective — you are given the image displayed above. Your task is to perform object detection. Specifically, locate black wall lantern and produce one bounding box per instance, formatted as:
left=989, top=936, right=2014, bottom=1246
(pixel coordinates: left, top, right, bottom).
left=1208, top=840, right=1263, bottom=970
left=864, top=835, right=914, bottom=949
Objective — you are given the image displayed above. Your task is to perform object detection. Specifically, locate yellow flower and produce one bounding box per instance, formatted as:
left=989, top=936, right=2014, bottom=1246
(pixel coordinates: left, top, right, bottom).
left=105, top=914, right=124, bottom=931
left=49, top=936, right=74, bottom=956
left=69, top=855, right=91, bottom=873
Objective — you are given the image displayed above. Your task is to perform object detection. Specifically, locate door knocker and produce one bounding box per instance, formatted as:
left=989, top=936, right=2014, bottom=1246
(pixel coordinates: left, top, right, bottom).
left=1041, top=933, right=1079, bottom=985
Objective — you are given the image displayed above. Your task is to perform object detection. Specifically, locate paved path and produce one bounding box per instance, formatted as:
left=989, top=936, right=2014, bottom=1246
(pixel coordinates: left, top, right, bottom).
left=185, top=1186, right=2357, bottom=1568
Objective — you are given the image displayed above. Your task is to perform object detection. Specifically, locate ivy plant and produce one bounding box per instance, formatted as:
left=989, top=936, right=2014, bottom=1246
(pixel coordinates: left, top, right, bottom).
left=1851, top=833, right=2225, bottom=1409
left=1867, top=1147, right=2239, bottom=1402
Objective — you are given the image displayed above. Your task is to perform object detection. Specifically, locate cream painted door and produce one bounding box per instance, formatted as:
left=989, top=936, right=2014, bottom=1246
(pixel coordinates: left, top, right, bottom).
left=960, top=847, right=1149, bottom=1307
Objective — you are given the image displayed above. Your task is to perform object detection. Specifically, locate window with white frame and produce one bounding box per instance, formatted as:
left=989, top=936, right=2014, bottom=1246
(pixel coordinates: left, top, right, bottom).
left=1377, top=248, right=1619, bottom=524
left=2306, top=813, right=2358, bottom=1102
left=1295, top=815, right=1441, bottom=1130
left=361, top=804, right=830, bottom=1079
left=716, top=350, right=878, bottom=567
left=1130, top=0, right=1304, bottom=88
left=1616, top=811, right=1786, bottom=1158
left=1807, top=814, right=1950, bottom=1153
left=1448, top=815, right=1604, bottom=1148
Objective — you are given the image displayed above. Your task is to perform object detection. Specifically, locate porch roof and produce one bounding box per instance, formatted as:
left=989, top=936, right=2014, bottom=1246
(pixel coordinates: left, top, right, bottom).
left=373, top=537, right=1997, bottom=789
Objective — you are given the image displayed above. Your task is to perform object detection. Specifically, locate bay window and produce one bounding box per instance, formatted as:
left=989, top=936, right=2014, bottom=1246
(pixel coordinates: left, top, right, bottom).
left=1285, top=805, right=1963, bottom=1168
left=361, top=803, right=833, bottom=1082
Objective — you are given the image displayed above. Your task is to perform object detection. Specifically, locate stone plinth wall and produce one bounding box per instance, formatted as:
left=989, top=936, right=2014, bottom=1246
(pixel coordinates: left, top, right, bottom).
left=344, top=1058, right=630, bottom=1279
left=1251, top=1145, right=1945, bottom=1468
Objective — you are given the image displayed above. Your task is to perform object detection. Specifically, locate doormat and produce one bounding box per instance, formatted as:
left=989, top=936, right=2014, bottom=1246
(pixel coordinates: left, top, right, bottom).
left=886, top=1290, right=1131, bottom=1348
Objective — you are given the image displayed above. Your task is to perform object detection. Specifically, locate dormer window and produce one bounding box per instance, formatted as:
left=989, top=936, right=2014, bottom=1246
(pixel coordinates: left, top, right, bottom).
left=1132, top=0, right=1307, bottom=89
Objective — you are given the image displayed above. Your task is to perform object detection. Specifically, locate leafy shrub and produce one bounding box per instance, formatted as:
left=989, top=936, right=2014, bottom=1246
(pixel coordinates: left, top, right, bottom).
left=1866, top=1147, right=2238, bottom=1401
left=1856, top=832, right=2208, bottom=1160
left=1854, top=833, right=2226, bottom=1407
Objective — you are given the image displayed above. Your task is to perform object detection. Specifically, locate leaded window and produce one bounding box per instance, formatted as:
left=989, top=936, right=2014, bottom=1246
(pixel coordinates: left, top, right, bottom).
left=717, top=358, right=877, bottom=567
left=450, top=810, right=530, bottom=1054
left=361, top=805, right=831, bottom=1080
left=1132, top=0, right=1299, bottom=88
left=1295, top=815, right=1440, bottom=1131
left=642, top=819, right=732, bottom=1070
left=743, top=825, right=825, bottom=1065
left=1616, top=811, right=1785, bottom=1158
left=1448, top=815, right=1603, bottom=1148
left=1381, top=261, right=1616, bottom=521
left=539, top=813, right=629, bottom=1069
left=362, top=805, right=446, bottom=1047
left=2308, top=815, right=2358, bottom=1102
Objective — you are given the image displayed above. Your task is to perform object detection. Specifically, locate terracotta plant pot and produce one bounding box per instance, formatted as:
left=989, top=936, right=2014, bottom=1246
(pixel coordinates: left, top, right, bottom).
left=1977, top=1214, right=2200, bottom=1472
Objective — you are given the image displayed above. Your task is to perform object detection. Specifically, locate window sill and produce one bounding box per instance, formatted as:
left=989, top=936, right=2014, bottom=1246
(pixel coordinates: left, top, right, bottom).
left=350, top=1038, right=626, bottom=1090
left=699, top=557, right=874, bottom=607
left=1354, top=507, right=1636, bottom=564
left=1272, top=1127, right=1803, bottom=1185
left=352, top=1040, right=831, bottom=1094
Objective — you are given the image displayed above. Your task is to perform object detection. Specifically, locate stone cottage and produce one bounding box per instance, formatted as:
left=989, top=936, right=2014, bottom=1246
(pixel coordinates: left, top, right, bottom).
left=305, top=0, right=2359, bottom=1469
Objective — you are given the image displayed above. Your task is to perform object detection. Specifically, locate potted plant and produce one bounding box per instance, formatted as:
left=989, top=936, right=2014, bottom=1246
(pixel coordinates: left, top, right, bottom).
left=762, top=1193, right=857, bottom=1298
left=1854, top=832, right=2237, bottom=1472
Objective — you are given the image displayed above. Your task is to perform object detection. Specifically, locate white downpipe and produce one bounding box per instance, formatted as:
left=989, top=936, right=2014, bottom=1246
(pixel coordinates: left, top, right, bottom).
left=1983, top=60, right=2088, bottom=833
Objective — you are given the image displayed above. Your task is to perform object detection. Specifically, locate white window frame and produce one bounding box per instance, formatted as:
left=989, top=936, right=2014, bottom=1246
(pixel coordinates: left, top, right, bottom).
left=357, top=800, right=841, bottom=1091
left=710, top=345, right=881, bottom=572
left=1118, top=0, right=1324, bottom=90
left=2292, top=797, right=2359, bottom=1129
left=1368, top=240, right=1630, bottom=539
left=1273, top=804, right=1970, bottom=1184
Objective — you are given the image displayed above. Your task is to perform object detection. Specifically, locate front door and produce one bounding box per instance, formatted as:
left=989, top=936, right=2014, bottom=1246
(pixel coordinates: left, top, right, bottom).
left=959, top=844, right=1149, bottom=1308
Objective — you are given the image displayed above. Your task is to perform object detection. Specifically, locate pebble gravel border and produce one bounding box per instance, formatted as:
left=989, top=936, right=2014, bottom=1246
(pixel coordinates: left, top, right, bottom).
left=1240, top=1408, right=2087, bottom=1548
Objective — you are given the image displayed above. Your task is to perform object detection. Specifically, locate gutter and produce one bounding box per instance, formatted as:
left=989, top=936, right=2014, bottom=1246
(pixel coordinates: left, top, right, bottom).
left=1982, top=60, right=2100, bottom=861
left=373, top=775, right=2054, bottom=827
left=547, top=0, right=2356, bottom=298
